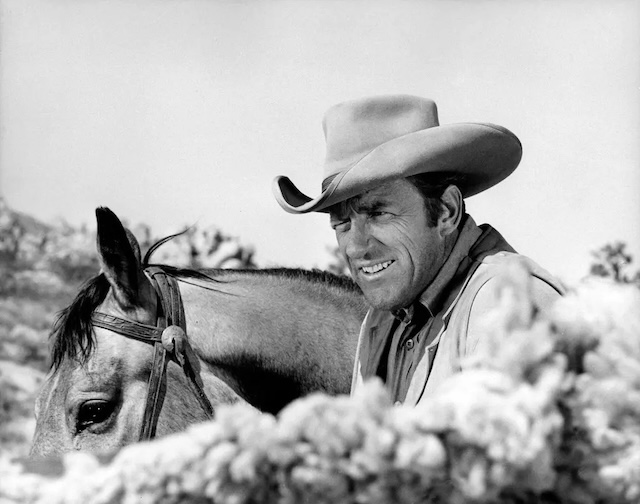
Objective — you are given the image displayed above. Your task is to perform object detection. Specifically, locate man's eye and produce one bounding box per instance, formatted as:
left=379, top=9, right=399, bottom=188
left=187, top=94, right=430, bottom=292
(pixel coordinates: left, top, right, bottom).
left=331, top=220, right=349, bottom=231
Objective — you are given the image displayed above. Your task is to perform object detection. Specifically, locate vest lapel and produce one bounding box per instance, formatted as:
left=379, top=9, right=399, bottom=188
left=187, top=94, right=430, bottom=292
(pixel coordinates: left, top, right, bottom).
left=403, top=260, right=482, bottom=406
left=403, top=224, right=515, bottom=406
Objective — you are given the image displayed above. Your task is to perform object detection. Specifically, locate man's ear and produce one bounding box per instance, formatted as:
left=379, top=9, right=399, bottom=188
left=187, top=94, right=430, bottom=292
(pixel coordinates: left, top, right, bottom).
left=438, top=185, right=463, bottom=236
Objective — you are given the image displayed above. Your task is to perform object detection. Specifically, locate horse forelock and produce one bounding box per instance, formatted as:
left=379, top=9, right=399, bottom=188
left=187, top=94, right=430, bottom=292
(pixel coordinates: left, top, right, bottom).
left=50, top=274, right=111, bottom=371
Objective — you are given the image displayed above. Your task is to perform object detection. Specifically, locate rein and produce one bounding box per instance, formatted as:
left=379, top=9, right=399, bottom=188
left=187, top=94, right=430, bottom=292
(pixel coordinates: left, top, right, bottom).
left=91, top=266, right=214, bottom=441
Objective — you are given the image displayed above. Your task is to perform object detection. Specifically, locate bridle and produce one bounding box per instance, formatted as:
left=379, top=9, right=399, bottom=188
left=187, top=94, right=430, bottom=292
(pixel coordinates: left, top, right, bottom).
left=90, top=266, right=214, bottom=441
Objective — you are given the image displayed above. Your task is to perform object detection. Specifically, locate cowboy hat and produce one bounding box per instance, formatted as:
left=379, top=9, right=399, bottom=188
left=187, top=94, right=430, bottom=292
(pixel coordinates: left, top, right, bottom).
left=272, top=94, right=522, bottom=214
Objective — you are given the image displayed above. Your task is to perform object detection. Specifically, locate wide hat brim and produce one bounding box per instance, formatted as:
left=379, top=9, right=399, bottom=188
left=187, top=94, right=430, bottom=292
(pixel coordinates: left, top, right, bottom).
left=273, top=122, right=522, bottom=214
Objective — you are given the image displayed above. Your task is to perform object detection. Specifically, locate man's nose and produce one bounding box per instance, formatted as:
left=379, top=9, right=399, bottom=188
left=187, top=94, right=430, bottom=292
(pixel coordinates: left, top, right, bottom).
left=344, top=220, right=370, bottom=258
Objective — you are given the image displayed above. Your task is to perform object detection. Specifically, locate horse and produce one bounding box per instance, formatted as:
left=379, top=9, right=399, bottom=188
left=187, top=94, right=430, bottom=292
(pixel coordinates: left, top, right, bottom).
left=30, top=207, right=367, bottom=457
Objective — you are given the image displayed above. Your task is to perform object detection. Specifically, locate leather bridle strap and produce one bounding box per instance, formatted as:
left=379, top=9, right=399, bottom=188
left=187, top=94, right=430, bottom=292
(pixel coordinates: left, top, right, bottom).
left=91, top=267, right=214, bottom=441
left=142, top=267, right=181, bottom=440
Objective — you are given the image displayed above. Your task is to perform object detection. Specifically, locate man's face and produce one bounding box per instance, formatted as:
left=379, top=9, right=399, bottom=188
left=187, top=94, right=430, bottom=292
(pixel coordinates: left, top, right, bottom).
left=330, top=178, right=448, bottom=311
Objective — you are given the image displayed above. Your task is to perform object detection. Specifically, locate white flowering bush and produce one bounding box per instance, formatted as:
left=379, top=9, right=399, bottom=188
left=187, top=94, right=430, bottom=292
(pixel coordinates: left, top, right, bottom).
left=551, top=280, right=640, bottom=502
left=2, top=265, right=640, bottom=504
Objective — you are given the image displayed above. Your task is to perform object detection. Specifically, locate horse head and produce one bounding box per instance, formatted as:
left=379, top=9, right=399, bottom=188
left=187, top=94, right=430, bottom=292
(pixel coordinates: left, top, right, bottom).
left=30, top=208, right=241, bottom=457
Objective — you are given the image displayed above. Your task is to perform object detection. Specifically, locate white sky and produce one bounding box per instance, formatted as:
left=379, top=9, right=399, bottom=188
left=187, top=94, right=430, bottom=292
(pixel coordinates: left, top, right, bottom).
left=1, top=0, right=639, bottom=283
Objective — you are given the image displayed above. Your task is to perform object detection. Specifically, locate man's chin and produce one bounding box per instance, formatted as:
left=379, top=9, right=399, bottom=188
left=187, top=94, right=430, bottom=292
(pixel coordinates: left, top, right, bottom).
left=361, top=290, right=407, bottom=312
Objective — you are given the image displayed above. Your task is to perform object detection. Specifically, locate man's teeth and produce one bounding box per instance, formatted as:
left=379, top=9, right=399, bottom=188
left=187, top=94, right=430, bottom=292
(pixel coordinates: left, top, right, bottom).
left=361, top=261, right=393, bottom=274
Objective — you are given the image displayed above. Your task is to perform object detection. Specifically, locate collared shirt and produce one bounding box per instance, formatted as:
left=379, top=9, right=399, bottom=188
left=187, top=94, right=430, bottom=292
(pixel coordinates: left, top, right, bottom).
left=359, top=215, right=512, bottom=403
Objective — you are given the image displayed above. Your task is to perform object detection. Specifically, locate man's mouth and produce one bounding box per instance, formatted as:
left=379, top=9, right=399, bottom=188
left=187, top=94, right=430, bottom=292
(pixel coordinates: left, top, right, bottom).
left=360, top=260, right=394, bottom=275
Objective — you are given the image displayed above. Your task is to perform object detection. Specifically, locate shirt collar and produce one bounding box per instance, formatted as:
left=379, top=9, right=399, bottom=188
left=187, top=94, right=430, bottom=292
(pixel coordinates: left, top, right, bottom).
left=391, top=215, right=482, bottom=323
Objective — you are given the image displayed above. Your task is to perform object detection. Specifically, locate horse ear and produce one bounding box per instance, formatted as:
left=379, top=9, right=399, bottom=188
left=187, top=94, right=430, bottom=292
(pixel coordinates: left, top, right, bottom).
left=95, top=207, right=146, bottom=308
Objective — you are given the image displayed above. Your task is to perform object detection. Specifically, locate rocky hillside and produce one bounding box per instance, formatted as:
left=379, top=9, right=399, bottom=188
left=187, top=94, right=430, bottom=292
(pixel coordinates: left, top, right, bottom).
left=0, top=199, right=257, bottom=457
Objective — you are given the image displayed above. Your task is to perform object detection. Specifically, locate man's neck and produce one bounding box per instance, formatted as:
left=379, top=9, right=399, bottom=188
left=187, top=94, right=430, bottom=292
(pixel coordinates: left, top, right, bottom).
left=443, top=228, right=460, bottom=259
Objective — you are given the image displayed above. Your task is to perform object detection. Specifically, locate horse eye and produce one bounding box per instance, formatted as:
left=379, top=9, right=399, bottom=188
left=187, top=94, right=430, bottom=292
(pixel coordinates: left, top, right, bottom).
left=77, top=400, right=113, bottom=432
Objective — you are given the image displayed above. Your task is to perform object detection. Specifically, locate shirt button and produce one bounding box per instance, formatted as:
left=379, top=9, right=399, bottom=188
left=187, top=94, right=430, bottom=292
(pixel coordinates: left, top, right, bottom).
left=405, top=339, right=414, bottom=350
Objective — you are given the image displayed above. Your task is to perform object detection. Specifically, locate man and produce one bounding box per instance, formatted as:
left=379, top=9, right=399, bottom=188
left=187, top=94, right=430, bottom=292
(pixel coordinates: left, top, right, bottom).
left=272, top=95, right=563, bottom=406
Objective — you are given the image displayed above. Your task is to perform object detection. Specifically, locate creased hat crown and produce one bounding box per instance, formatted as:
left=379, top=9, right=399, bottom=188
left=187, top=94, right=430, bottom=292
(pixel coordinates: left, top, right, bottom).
left=273, top=94, right=522, bottom=214
left=322, top=96, right=440, bottom=184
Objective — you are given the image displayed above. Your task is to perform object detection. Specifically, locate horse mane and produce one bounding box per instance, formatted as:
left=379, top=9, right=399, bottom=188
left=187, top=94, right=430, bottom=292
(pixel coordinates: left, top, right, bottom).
left=50, top=273, right=111, bottom=371
left=205, top=267, right=361, bottom=293
left=49, top=235, right=360, bottom=371
left=142, top=229, right=360, bottom=293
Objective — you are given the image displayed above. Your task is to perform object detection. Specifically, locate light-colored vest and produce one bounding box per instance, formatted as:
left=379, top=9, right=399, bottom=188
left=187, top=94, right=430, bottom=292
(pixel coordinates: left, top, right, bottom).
left=350, top=252, right=564, bottom=406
